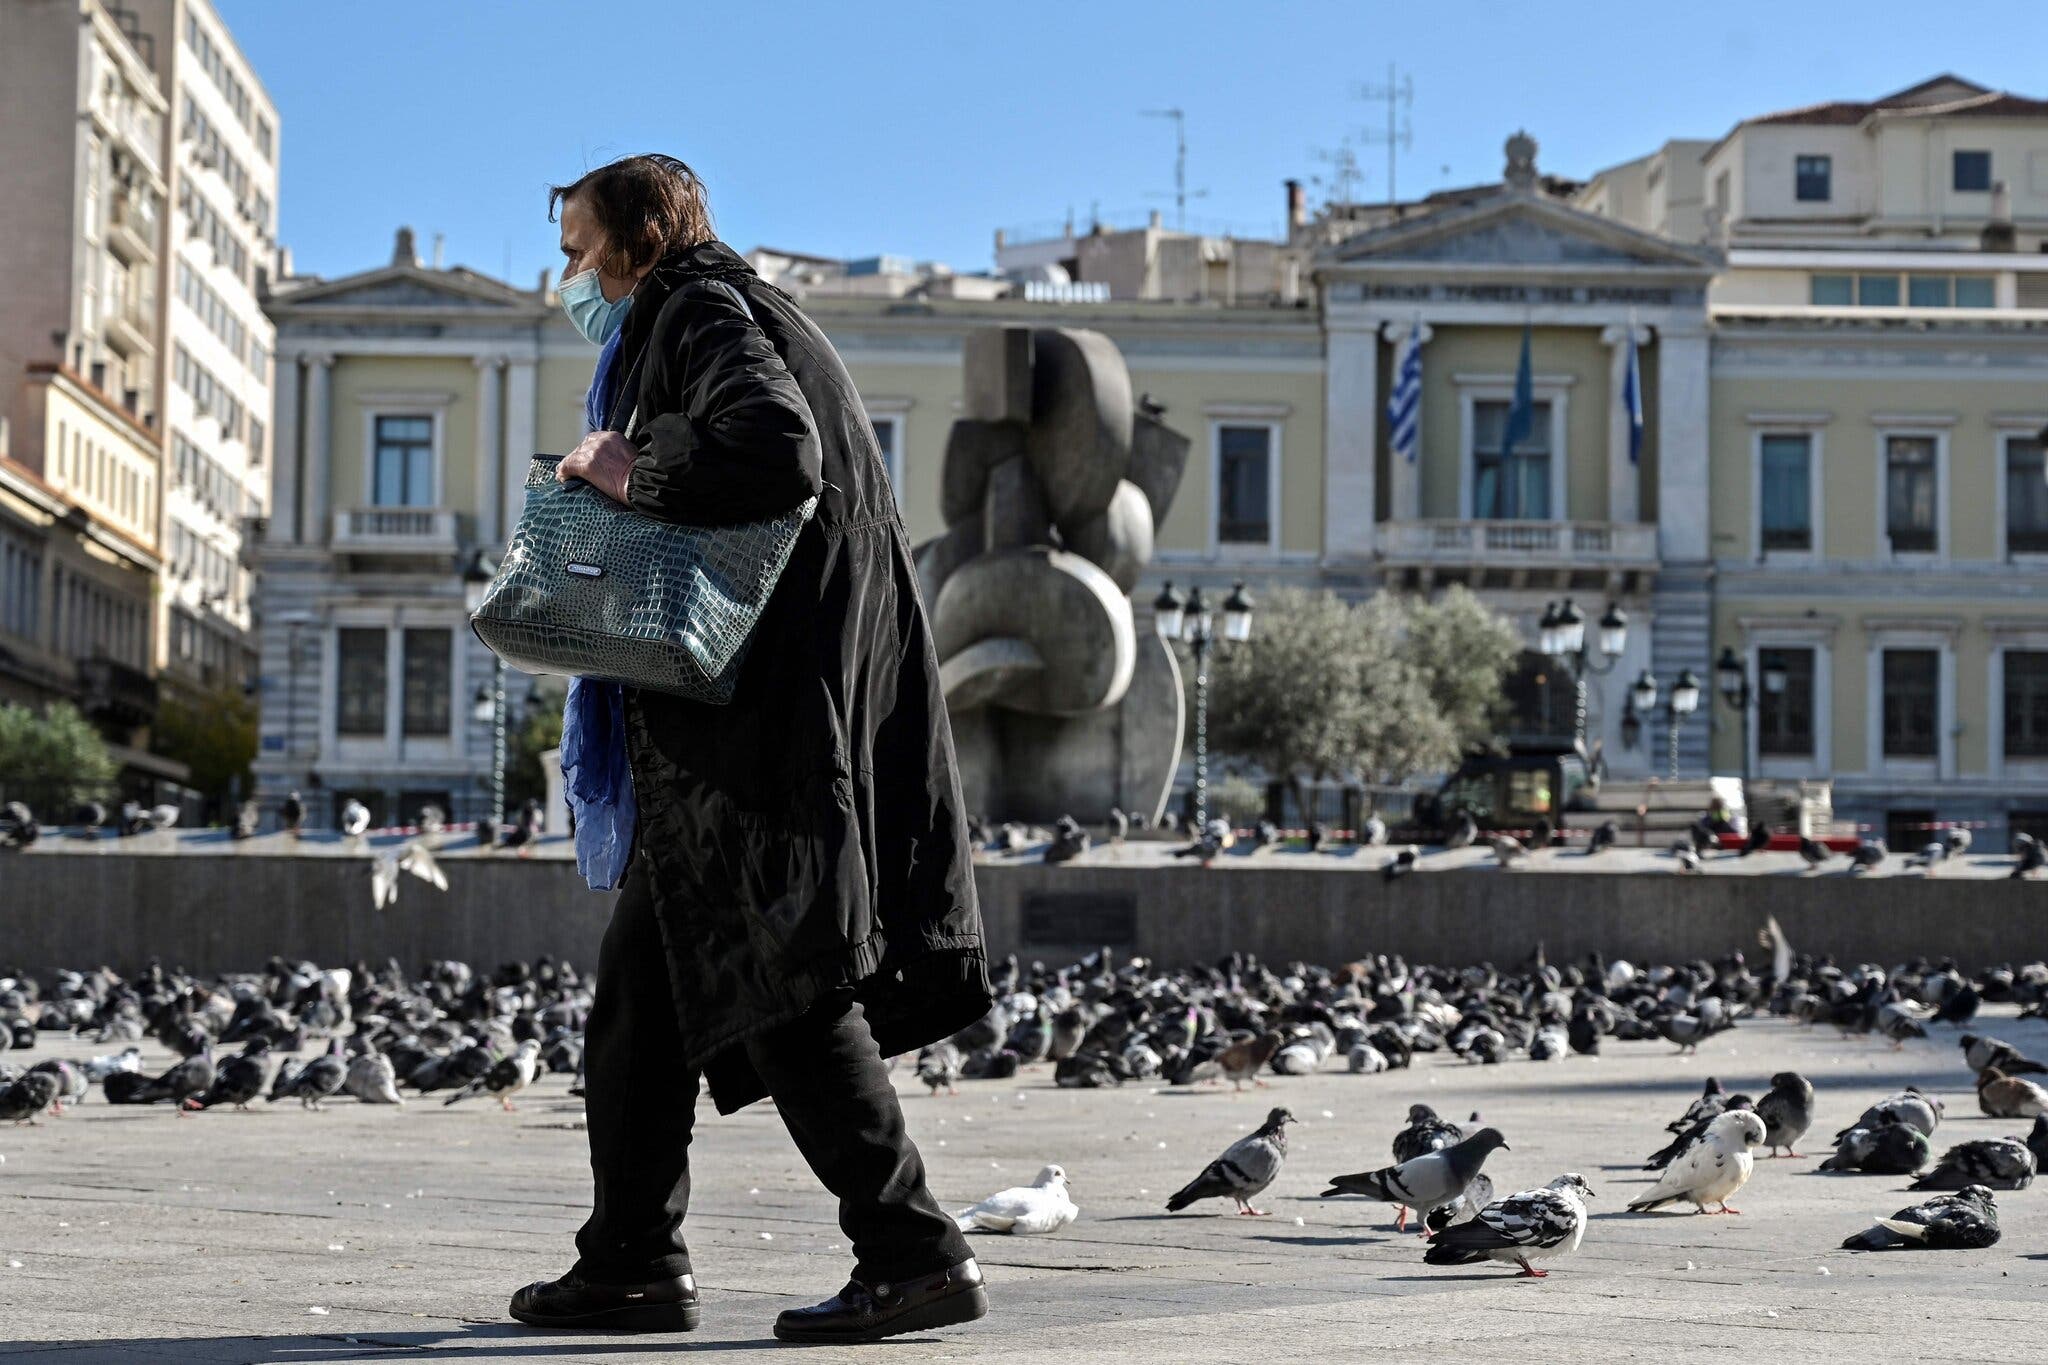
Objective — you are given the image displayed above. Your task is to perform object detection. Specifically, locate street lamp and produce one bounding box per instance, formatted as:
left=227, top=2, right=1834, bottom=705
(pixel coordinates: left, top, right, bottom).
left=462, top=548, right=506, bottom=824
left=1539, top=596, right=1629, bottom=750
left=1715, top=645, right=1755, bottom=784
left=1155, top=579, right=1254, bottom=834
left=1667, top=667, right=1702, bottom=780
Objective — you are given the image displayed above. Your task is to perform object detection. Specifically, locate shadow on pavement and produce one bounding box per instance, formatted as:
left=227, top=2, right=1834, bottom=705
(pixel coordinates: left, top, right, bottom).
left=0, top=1325, right=783, bottom=1359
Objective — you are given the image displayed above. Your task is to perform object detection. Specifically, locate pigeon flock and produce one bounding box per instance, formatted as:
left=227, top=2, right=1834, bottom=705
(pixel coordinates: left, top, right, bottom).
left=6, top=937, right=2048, bottom=1285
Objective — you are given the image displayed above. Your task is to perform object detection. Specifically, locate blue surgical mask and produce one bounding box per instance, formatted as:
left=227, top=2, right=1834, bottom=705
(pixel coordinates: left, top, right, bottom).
left=559, top=268, right=633, bottom=345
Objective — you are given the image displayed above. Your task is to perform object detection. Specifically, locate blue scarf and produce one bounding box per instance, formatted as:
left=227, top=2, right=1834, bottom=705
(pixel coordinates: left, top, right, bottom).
left=562, top=319, right=635, bottom=890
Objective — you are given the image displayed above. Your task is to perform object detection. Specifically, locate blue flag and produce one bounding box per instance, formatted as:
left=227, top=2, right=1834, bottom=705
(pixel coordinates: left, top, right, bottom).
left=1621, top=328, right=1644, bottom=465
left=1501, top=325, right=1535, bottom=463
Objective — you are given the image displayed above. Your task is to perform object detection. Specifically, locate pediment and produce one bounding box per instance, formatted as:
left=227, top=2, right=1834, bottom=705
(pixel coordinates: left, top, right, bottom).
left=1324, top=194, right=1718, bottom=274
left=275, top=266, right=534, bottom=312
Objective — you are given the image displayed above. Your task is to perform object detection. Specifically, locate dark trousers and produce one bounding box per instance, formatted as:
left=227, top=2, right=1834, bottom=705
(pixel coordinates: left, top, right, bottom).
left=572, top=862, right=970, bottom=1285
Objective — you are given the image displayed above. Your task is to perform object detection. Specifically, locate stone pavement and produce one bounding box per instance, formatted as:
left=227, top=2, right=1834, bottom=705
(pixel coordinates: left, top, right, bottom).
left=5, top=1012, right=2047, bottom=1364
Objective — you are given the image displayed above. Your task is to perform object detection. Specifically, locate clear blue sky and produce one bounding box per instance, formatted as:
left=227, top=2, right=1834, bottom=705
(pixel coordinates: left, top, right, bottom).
left=215, top=0, right=2046, bottom=285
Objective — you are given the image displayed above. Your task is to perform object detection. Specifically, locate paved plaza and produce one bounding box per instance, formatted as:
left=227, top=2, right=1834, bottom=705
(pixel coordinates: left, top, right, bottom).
left=5, top=1011, right=2047, bottom=1363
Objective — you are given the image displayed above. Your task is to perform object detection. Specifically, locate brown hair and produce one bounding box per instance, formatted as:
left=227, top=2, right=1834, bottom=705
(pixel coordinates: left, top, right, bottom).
left=547, top=154, right=714, bottom=277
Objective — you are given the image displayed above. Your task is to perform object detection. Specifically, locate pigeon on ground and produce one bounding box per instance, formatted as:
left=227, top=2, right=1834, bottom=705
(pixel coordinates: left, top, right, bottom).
left=1822, top=1121, right=1931, bottom=1175
left=1443, top=810, right=1478, bottom=850
left=1842, top=1185, right=2000, bottom=1251
left=1798, top=836, right=1833, bottom=868
left=1931, top=985, right=1982, bottom=1028
left=344, top=1052, right=406, bottom=1105
left=1164, top=1107, right=1296, bottom=1216
left=952, top=1164, right=1078, bottom=1235
left=2028, top=1115, right=2048, bottom=1168
left=443, top=1039, right=541, bottom=1111
left=1393, top=1105, right=1464, bottom=1164
left=109, top=1048, right=216, bottom=1115
left=1629, top=1112, right=1766, bottom=1214
left=1422, top=1173, right=1594, bottom=1278
left=1486, top=834, right=1527, bottom=868
left=1646, top=1095, right=1754, bottom=1170
left=340, top=799, right=372, bottom=839
left=1321, top=1127, right=1509, bottom=1234
left=1910, top=1138, right=2036, bottom=1191
left=1755, top=1072, right=1815, bottom=1158
left=1, top=1070, right=62, bottom=1124
left=1657, top=1009, right=1731, bottom=1053
left=1422, top=1173, right=1495, bottom=1236
left=1977, top=1069, right=2048, bottom=1119
left=1961, top=1035, right=2048, bottom=1078
left=1382, top=846, right=1419, bottom=882
left=1585, top=820, right=1618, bottom=855
left=280, top=1045, right=348, bottom=1110
left=26, top=1060, right=87, bottom=1114
left=1877, top=1000, right=1929, bottom=1050
left=280, top=791, right=306, bottom=837
left=917, top=1042, right=964, bottom=1096
left=0, top=800, right=39, bottom=848
left=2011, top=833, right=2045, bottom=879
left=1668, top=1078, right=1726, bottom=1133
left=1359, top=814, right=1387, bottom=846
left=1738, top=823, right=1771, bottom=857
left=1669, top=841, right=1702, bottom=874
left=1216, top=1031, right=1285, bottom=1091
left=1836, top=1089, right=1942, bottom=1141
left=1849, top=839, right=1888, bottom=874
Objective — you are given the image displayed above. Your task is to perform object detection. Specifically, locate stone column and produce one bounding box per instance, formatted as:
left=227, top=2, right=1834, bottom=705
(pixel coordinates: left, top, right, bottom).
left=1654, top=326, right=1710, bottom=561
left=472, top=355, right=505, bottom=544
left=1600, top=320, right=1651, bottom=524
left=501, top=358, right=537, bottom=547
left=1381, top=318, right=1434, bottom=523
left=303, top=352, right=335, bottom=546
left=268, top=354, right=302, bottom=544
left=1322, top=315, right=1381, bottom=564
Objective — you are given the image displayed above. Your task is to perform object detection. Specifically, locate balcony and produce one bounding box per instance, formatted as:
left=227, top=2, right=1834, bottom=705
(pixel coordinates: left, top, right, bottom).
left=79, top=655, right=158, bottom=729
left=1378, top=519, right=1661, bottom=592
left=102, top=302, right=156, bottom=359
left=106, top=192, right=159, bottom=264
left=331, top=507, right=463, bottom=557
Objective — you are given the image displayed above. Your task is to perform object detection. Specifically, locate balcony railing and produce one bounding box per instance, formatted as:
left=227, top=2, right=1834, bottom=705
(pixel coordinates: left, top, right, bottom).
left=1378, top=519, right=1661, bottom=567
left=106, top=192, right=158, bottom=264
left=331, top=507, right=463, bottom=555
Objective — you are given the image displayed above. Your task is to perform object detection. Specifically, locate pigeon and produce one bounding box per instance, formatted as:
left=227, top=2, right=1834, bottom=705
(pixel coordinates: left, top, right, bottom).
left=1798, top=836, right=1833, bottom=868
left=1755, top=1072, right=1815, bottom=1158
left=1629, top=1112, right=1766, bottom=1214
left=1392, top=1105, right=1464, bottom=1163
left=1669, top=1078, right=1727, bottom=1133
left=1486, top=834, right=1527, bottom=868
left=1, top=1071, right=62, bottom=1124
left=2028, top=1115, right=2048, bottom=1168
left=1164, top=1106, right=1296, bottom=1216
left=1910, top=1139, right=2036, bottom=1191
left=1107, top=807, right=1128, bottom=843
left=279, top=1045, right=348, bottom=1110
left=2012, top=833, right=2045, bottom=879
left=1215, top=1031, right=1284, bottom=1091
left=1670, top=841, right=1702, bottom=874
left=230, top=800, right=261, bottom=840
left=443, top=1039, right=541, bottom=1111
left=1822, top=1122, right=1931, bottom=1175
left=1942, top=826, right=1973, bottom=857
left=1657, top=1010, right=1731, bottom=1053
left=1305, top=820, right=1327, bottom=852
left=952, top=1164, right=1078, bottom=1235
left=26, top=1060, right=88, bottom=1114
left=1849, top=838, right=1888, bottom=874
left=1359, top=814, right=1387, bottom=846
left=1977, top=1069, right=2048, bottom=1119
left=340, top=799, right=371, bottom=839
left=1422, top=1172, right=1494, bottom=1236
left=0, top=800, right=39, bottom=848
left=1382, top=846, right=1419, bottom=882
left=344, top=1052, right=406, bottom=1105
left=1961, top=1035, right=2048, bottom=1079
left=1877, top=1000, right=1929, bottom=1050
left=280, top=790, right=306, bottom=837
left=1423, top=1173, right=1594, bottom=1278
left=193, top=1043, right=271, bottom=1111
left=1585, top=820, right=1618, bottom=855
left=1646, top=1094, right=1753, bottom=1170
left=917, top=1042, right=964, bottom=1096
left=1738, top=823, right=1771, bottom=857
left=371, top=840, right=447, bottom=910
left=1836, top=1089, right=1941, bottom=1141
left=1321, top=1127, right=1509, bottom=1234
left=1931, top=985, right=1982, bottom=1028
left=1842, top=1186, right=1999, bottom=1251
left=1443, top=810, right=1478, bottom=850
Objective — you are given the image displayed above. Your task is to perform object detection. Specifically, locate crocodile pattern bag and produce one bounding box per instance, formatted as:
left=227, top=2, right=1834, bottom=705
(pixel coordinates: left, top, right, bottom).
left=471, top=457, right=816, bottom=702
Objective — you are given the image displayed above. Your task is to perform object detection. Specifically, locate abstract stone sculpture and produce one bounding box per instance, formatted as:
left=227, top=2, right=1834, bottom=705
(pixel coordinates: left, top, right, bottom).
left=916, top=325, right=1190, bottom=824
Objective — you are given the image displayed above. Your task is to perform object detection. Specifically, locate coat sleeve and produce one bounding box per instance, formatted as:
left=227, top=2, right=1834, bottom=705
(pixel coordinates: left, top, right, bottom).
left=625, top=282, right=823, bottom=526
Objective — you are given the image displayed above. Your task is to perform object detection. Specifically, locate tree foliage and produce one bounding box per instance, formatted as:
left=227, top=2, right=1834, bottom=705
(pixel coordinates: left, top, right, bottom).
left=1200, top=584, right=1521, bottom=787
left=504, top=681, right=565, bottom=810
left=0, top=701, right=117, bottom=809
left=153, top=684, right=257, bottom=815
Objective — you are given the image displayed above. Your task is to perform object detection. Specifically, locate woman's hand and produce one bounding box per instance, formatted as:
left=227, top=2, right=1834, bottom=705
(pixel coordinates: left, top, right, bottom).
left=557, top=430, right=637, bottom=504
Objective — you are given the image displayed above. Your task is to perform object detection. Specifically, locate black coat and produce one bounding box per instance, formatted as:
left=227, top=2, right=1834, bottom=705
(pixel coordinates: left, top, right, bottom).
left=603, top=241, right=989, bottom=1111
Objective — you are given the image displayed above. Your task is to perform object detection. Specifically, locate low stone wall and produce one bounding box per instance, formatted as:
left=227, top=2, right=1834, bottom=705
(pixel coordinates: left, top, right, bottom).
left=4, top=848, right=2043, bottom=976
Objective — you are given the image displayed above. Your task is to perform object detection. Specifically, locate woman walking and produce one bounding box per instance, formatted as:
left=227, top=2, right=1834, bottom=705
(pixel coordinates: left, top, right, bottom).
left=507, top=154, right=992, bottom=1344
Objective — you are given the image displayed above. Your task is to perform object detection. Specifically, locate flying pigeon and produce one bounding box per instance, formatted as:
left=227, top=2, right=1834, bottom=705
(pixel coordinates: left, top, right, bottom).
left=1755, top=1072, right=1815, bottom=1158
left=1977, top=1069, right=2048, bottom=1119
left=1320, top=1127, right=1509, bottom=1234
left=1841, top=1185, right=1999, bottom=1251
left=1422, top=1173, right=1594, bottom=1278
left=443, top=1039, right=541, bottom=1111
left=371, top=839, right=447, bottom=910
left=1629, top=1111, right=1765, bottom=1214
left=1909, top=1138, right=2036, bottom=1191
left=952, top=1164, right=1079, bottom=1235
left=1165, top=1106, right=1296, bottom=1216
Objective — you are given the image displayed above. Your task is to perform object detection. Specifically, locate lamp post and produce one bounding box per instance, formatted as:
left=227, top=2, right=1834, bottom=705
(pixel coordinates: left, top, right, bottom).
left=1538, top=597, right=1629, bottom=750
left=1714, top=645, right=1786, bottom=785
left=1154, top=579, right=1254, bottom=833
left=462, top=549, right=506, bottom=824
left=1628, top=668, right=1701, bottom=779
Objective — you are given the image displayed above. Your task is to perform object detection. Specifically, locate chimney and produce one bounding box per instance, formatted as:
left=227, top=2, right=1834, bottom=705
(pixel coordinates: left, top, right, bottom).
left=432, top=232, right=446, bottom=269
left=1982, top=179, right=2016, bottom=253
left=993, top=228, right=1006, bottom=252
left=392, top=225, right=420, bottom=268
left=538, top=267, right=552, bottom=297
left=1285, top=178, right=1307, bottom=231
left=1148, top=209, right=1163, bottom=230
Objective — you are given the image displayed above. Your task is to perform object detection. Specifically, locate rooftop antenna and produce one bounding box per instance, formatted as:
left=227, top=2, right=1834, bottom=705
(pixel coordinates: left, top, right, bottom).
left=1309, top=139, right=1366, bottom=208
left=1355, top=64, right=1415, bottom=206
left=1141, top=107, right=1208, bottom=231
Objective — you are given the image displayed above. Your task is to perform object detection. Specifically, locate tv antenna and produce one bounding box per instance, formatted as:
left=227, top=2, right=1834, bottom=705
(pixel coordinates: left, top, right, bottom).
left=1141, top=107, right=1207, bottom=231
left=1355, top=65, right=1415, bottom=205
left=1309, top=139, right=1366, bottom=208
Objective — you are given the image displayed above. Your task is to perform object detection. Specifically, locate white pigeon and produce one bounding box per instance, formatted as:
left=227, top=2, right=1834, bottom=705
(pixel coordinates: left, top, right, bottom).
left=340, top=799, right=371, bottom=838
left=1628, top=1111, right=1766, bottom=1214
left=344, top=1052, right=405, bottom=1106
left=371, top=840, right=447, bottom=909
left=952, top=1164, right=1079, bottom=1235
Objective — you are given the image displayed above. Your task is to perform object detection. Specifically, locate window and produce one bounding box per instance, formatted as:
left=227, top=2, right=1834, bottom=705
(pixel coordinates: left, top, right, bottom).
left=1795, top=155, right=1831, bottom=202
left=1882, top=649, right=1939, bottom=758
left=1857, top=274, right=1901, bottom=307
left=1810, top=274, right=1853, bottom=305
left=1472, top=400, right=1552, bottom=520
left=1759, top=433, right=1812, bottom=552
left=1908, top=275, right=1952, bottom=308
left=372, top=415, right=434, bottom=506
left=1758, top=647, right=1816, bottom=757
left=2004, top=651, right=2048, bottom=758
left=1215, top=423, right=1273, bottom=544
left=2007, top=436, right=2048, bottom=554
left=870, top=417, right=900, bottom=487
left=1885, top=435, right=1938, bottom=553
left=337, top=627, right=387, bottom=737
left=1955, top=276, right=1995, bottom=308
left=402, top=628, right=452, bottom=737
left=1885, top=809, right=1935, bottom=850
left=0, top=529, right=42, bottom=642
left=1954, top=150, right=1992, bottom=192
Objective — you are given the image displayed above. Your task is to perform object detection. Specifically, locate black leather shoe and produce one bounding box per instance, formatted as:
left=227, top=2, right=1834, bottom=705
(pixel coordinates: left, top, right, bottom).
left=773, top=1258, right=987, bottom=1344
left=509, top=1270, right=700, bottom=1332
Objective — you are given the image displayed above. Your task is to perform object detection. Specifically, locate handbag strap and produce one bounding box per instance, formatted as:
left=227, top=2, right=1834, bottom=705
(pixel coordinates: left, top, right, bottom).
left=614, top=277, right=758, bottom=441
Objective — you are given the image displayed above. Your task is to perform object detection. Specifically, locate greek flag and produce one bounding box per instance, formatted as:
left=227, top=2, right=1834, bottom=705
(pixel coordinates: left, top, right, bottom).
left=1386, top=320, right=1423, bottom=465
left=1621, top=329, right=1644, bottom=465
